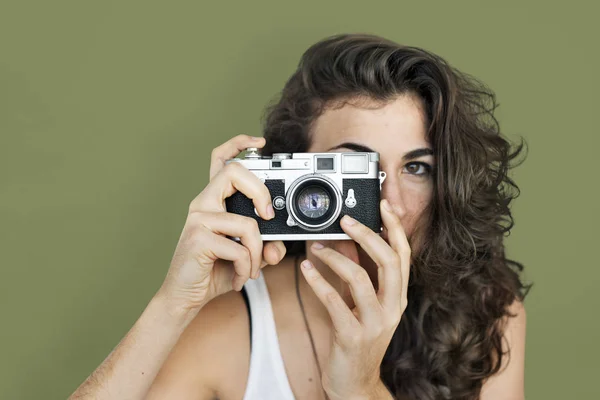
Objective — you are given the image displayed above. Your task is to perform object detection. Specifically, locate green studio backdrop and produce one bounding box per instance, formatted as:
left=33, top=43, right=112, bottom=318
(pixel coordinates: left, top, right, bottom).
left=1, top=1, right=598, bottom=399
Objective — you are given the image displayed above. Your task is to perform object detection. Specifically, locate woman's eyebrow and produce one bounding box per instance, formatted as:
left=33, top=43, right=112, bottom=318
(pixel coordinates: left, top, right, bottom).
left=328, top=142, right=433, bottom=161
left=402, top=148, right=433, bottom=161
left=328, top=142, right=375, bottom=153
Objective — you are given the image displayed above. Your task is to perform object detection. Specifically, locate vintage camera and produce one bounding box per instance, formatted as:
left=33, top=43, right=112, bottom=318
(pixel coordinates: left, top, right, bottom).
left=224, top=148, right=386, bottom=241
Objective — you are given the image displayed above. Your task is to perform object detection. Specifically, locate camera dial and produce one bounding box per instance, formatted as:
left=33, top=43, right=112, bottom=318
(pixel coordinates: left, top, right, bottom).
left=244, top=148, right=261, bottom=159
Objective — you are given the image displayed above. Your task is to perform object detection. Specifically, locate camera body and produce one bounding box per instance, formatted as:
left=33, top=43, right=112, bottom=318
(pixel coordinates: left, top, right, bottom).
left=225, top=148, right=386, bottom=241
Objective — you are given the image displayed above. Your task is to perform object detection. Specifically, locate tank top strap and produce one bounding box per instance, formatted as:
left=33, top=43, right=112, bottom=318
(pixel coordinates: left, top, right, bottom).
left=242, top=270, right=296, bottom=400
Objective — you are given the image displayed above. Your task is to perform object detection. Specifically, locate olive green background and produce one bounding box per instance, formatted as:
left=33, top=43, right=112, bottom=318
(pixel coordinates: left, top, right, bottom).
left=1, top=1, right=597, bottom=399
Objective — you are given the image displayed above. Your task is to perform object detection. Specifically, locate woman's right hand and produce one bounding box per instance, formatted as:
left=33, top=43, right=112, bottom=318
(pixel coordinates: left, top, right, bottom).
left=156, top=134, right=286, bottom=315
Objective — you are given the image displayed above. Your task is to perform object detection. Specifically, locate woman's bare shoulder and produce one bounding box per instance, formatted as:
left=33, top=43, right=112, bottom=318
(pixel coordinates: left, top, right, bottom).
left=147, top=288, right=251, bottom=399
left=147, top=259, right=296, bottom=399
left=480, top=300, right=527, bottom=400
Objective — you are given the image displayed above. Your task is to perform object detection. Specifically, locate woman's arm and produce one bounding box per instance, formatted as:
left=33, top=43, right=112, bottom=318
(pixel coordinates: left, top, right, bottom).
left=480, top=300, right=527, bottom=400
left=69, top=294, right=198, bottom=399
left=68, top=134, right=285, bottom=399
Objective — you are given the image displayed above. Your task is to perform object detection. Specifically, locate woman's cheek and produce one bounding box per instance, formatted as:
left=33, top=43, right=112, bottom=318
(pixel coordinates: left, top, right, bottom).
left=399, top=189, right=431, bottom=236
left=398, top=191, right=432, bottom=261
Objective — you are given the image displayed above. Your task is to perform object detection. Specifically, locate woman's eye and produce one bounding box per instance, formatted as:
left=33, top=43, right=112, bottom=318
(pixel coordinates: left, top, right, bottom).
left=403, top=162, right=432, bottom=176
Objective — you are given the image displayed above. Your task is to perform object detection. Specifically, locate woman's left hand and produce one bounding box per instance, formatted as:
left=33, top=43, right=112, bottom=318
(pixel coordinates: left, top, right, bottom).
left=300, top=199, right=410, bottom=400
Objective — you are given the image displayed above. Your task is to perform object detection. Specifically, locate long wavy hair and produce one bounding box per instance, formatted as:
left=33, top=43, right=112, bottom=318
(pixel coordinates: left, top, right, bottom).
left=260, top=33, right=530, bottom=400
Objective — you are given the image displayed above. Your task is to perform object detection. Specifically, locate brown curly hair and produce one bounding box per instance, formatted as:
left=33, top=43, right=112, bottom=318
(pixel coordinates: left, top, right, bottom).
left=259, top=33, right=530, bottom=400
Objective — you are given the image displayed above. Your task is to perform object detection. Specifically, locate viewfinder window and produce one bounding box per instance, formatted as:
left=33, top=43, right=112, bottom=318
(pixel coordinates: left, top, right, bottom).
left=316, top=157, right=334, bottom=171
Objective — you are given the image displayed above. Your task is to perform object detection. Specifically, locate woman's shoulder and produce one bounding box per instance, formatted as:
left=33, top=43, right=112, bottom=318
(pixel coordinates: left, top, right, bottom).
left=147, top=284, right=253, bottom=399
left=479, top=299, right=527, bottom=399
left=149, top=259, right=296, bottom=389
left=496, top=299, right=526, bottom=338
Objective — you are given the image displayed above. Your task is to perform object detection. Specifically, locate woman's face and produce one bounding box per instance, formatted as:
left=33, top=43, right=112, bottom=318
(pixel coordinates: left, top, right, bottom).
left=307, top=94, right=434, bottom=250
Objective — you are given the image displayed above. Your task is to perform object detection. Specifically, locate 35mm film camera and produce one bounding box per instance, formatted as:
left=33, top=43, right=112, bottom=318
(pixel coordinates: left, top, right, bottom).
left=225, top=148, right=387, bottom=241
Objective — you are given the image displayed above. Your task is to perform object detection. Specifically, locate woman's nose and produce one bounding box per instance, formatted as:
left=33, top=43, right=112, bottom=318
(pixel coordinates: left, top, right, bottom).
left=380, top=174, right=406, bottom=218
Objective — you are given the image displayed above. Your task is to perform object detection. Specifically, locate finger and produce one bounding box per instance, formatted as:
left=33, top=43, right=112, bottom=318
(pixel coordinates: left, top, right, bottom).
left=209, top=134, right=266, bottom=180
left=332, top=239, right=360, bottom=265
left=310, top=242, right=382, bottom=327
left=379, top=199, right=411, bottom=313
left=196, top=228, right=252, bottom=292
left=191, top=162, right=274, bottom=220
left=193, top=211, right=263, bottom=280
left=331, top=240, right=360, bottom=307
left=262, top=240, right=286, bottom=268
left=248, top=241, right=286, bottom=280
left=339, top=212, right=402, bottom=312
left=299, top=259, right=360, bottom=334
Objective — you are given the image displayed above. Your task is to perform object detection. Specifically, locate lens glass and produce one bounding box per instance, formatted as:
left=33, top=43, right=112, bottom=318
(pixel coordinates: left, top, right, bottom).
left=297, top=185, right=330, bottom=219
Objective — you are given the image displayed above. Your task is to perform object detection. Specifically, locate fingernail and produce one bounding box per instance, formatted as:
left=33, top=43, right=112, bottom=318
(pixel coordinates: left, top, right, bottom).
left=341, top=215, right=356, bottom=226
left=382, top=199, right=393, bottom=212
left=301, top=260, right=314, bottom=269
left=266, top=204, right=275, bottom=219
left=252, top=136, right=264, bottom=142
left=311, top=242, right=324, bottom=250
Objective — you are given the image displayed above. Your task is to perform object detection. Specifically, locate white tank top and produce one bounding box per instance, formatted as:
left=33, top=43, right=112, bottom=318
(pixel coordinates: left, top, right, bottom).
left=241, top=270, right=296, bottom=400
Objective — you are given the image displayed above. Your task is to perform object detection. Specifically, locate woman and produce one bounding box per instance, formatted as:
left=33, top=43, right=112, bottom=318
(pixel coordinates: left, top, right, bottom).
left=70, top=33, right=529, bottom=400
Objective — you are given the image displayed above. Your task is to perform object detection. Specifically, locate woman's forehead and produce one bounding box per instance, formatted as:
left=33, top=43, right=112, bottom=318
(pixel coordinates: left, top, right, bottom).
left=309, top=95, right=430, bottom=158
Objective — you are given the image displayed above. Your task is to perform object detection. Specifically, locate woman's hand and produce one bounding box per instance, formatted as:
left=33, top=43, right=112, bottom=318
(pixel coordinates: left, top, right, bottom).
left=300, top=199, right=409, bottom=400
left=156, top=134, right=286, bottom=316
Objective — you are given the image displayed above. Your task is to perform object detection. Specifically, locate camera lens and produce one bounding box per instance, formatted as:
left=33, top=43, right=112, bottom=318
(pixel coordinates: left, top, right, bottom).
left=287, top=175, right=342, bottom=231
left=297, top=186, right=331, bottom=219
